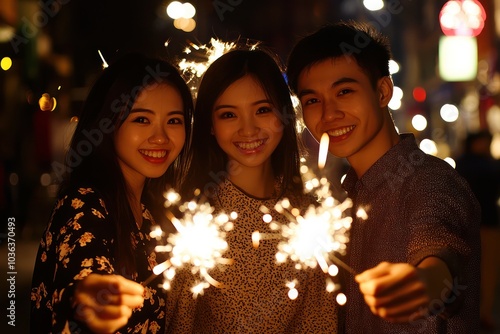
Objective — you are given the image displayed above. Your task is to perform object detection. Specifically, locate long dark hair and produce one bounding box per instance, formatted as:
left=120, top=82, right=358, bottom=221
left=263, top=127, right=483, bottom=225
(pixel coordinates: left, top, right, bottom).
left=182, top=48, right=303, bottom=200
left=59, top=53, right=193, bottom=274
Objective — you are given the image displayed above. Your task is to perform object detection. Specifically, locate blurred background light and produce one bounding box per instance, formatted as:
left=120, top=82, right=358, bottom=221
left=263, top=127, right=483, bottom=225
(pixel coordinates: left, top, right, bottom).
left=412, top=87, right=426, bottom=102
left=439, top=0, right=486, bottom=37
left=419, top=138, right=438, bottom=156
left=363, top=0, right=384, bottom=11
left=439, top=36, right=477, bottom=81
left=167, top=1, right=196, bottom=32
left=444, top=157, right=456, bottom=168
left=167, top=1, right=184, bottom=19
left=388, top=59, right=400, bottom=74
left=1, top=56, right=12, bottom=71
left=388, top=86, right=403, bottom=110
left=440, top=104, right=460, bottom=122
left=412, top=114, right=428, bottom=131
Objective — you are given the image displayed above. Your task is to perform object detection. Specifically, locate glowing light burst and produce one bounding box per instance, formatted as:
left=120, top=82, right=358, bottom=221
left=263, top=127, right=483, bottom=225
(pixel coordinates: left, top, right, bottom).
left=176, top=38, right=259, bottom=97
left=263, top=177, right=355, bottom=266
left=150, top=190, right=236, bottom=297
left=255, top=176, right=357, bottom=299
left=254, top=133, right=365, bottom=300
left=275, top=188, right=353, bottom=272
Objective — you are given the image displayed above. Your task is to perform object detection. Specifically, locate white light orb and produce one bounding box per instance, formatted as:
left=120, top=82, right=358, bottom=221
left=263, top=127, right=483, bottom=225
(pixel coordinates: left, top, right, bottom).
left=412, top=114, right=428, bottom=131
left=363, top=0, right=384, bottom=11
left=419, top=139, right=438, bottom=156
left=167, top=1, right=184, bottom=19
left=440, top=104, right=459, bottom=122
left=182, top=3, right=196, bottom=19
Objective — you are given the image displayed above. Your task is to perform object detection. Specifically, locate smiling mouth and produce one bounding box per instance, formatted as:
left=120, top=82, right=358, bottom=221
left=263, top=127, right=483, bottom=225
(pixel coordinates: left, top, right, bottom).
left=139, top=149, right=167, bottom=158
left=327, top=126, right=355, bottom=137
left=234, top=139, right=266, bottom=150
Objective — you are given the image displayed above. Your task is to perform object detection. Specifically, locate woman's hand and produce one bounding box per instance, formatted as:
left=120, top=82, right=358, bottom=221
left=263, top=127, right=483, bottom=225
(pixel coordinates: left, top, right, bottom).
left=72, top=274, right=144, bottom=333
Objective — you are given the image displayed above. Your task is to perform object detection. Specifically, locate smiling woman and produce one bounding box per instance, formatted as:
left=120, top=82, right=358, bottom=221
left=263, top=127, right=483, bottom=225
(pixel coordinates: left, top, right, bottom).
left=114, top=83, right=186, bottom=224
left=211, top=75, right=284, bottom=183
left=29, top=53, right=193, bottom=334
left=170, top=48, right=338, bottom=333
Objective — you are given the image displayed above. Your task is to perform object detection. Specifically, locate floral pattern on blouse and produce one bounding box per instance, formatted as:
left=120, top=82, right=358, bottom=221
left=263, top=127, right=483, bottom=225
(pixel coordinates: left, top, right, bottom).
left=30, top=187, right=167, bottom=334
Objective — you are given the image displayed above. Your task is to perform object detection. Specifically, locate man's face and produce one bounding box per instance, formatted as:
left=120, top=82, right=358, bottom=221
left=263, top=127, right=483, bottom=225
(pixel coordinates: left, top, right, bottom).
left=296, top=57, right=394, bottom=171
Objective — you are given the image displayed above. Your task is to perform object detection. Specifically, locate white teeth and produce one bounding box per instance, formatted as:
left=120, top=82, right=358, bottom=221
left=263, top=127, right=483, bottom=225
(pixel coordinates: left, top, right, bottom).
left=140, top=150, right=166, bottom=158
left=327, top=126, right=355, bottom=137
left=236, top=140, right=264, bottom=150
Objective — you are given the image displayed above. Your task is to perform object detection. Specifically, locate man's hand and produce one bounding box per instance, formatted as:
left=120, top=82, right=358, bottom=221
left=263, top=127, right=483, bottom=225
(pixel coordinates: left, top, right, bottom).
left=73, top=274, right=145, bottom=333
left=355, top=257, right=452, bottom=323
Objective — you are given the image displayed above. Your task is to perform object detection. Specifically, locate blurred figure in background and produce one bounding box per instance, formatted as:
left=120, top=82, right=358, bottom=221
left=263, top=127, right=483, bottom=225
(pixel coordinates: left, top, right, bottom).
left=456, top=130, right=500, bottom=331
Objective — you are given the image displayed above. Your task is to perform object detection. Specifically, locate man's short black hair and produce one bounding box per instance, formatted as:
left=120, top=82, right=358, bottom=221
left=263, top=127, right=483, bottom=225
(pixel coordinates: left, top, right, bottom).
left=287, top=21, right=392, bottom=93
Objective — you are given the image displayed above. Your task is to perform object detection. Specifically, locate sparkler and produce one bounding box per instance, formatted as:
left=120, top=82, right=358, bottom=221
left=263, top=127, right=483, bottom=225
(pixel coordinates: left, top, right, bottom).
left=97, top=50, right=109, bottom=69
left=176, top=38, right=259, bottom=98
left=254, top=133, right=365, bottom=300
left=146, top=189, right=236, bottom=297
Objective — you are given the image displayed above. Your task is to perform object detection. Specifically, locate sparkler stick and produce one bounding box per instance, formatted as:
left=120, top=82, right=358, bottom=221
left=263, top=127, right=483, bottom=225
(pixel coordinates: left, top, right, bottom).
left=318, top=132, right=330, bottom=170
left=317, top=133, right=356, bottom=276
left=142, top=260, right=172, bottom=287
left=97, top=50, right=109, bottom=69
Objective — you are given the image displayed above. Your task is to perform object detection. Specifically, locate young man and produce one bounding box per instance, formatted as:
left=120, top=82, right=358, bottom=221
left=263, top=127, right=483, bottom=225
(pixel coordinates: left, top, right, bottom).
left=287, top=21, right=480, bottom=333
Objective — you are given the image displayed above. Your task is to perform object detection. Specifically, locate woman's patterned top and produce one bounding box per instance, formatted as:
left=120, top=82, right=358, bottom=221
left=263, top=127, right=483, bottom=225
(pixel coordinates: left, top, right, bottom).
left=165, top=178, right=338, bottom=333
left=30, top=187, right=167, bottom=334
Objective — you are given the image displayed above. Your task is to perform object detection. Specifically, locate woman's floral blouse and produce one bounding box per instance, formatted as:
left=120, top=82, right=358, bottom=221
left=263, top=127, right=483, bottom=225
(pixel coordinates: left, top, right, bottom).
left=30, top=187, right=167, bottom=333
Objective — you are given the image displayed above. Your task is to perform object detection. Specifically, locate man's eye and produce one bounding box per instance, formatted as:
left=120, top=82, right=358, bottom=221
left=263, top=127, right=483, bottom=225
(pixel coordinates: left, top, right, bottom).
left=338, top=89, right=352, bottom=96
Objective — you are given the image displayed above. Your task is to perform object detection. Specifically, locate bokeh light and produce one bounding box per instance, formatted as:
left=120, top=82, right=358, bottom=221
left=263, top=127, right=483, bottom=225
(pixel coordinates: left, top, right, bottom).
left=1, top=57, right=12, bottom=71
left=388, top=86, right=403, bottom=110
left=363, top=0, right=384, bottom=11
left=419, top=139, right=438, bottom=156
left=412, top=87, right=426, bottom=102
left=168, top=2, right=197, bottom=32
left=444, top=157, right=456, bottom=168
left=389, top=60, right=400, bottom=74
left=440, top=103, right=459, bottom=122
left=167, top=1, right=184, bottom=19
left=439, top=0, right=486, bottom=37
left=411, top=114, right=428, bottom=131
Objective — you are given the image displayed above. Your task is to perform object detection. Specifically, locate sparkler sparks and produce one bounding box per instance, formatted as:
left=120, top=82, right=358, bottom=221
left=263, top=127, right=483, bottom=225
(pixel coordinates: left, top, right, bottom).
left=176, top=38, right=259, bottom=98
left=255, top=180, right=356, bottom=299
left=254, top=132, right=365, bottom=300
left=177, top=38, right=236, bottom=95
left=148, top=190, right=236, bottom=297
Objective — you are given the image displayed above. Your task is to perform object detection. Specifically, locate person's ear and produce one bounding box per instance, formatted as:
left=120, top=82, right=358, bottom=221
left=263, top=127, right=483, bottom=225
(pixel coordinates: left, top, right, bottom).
left=377, top=76, right=393, bottom=108
left=211, top=127, right=214, bottom=135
